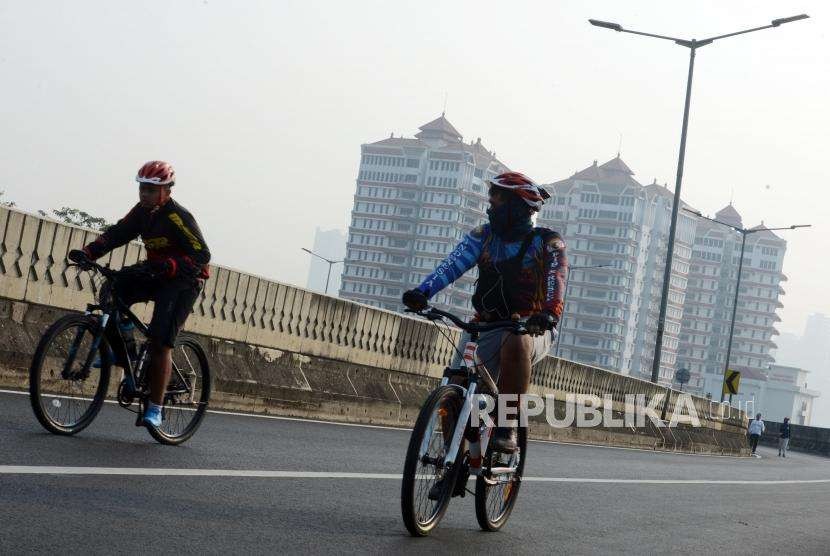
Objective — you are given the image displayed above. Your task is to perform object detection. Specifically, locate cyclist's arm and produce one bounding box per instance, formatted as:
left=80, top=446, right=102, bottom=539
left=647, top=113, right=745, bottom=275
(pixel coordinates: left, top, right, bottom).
left=415, top=225, right=486, bottom=299
left=541, top=231, right=568, bottom=319
left=166, top=209, right=211, bottom=267
left=83, top=204, right=142, bottom=260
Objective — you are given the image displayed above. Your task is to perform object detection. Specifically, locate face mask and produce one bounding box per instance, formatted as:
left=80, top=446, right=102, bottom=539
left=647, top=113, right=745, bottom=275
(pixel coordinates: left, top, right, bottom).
left=487, top=198, right=532, bottom=239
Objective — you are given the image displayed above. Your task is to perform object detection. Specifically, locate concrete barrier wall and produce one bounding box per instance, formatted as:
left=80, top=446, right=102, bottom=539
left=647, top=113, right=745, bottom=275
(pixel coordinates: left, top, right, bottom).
left=759, top=421, right=830, bottom=457
left=0, top=206, right=748, bottom=454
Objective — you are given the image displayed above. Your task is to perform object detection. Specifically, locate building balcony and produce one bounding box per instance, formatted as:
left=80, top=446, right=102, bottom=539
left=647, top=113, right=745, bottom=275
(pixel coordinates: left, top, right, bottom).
left=560, top=327, right=625, bottom=341
left=561, top=343, right=622, bottom=356
left=733, top=305, right=781, bottom=318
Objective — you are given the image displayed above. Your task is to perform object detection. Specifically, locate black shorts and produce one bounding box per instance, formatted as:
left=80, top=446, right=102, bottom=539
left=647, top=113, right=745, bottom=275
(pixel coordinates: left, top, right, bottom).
left=114, top=274, right=202, bottom=348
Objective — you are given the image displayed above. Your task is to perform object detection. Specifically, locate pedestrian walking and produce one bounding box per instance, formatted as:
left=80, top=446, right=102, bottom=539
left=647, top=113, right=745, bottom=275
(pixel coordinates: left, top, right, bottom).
left=748, top=413, right=765, bottom=455
left=778, top=417, right=791, bottom=457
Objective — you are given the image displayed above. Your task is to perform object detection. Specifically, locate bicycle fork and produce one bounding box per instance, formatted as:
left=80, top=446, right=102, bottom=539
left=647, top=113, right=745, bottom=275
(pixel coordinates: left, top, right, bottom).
left=62, top=314, right=109, bottom=380
left=418, top=379, right=475, bottom=468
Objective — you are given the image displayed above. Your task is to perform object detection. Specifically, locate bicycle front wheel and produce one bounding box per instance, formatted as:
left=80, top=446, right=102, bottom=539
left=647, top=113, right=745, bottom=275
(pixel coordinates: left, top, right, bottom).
left=401, top=384, right=464, bottom=537
left=29, top=313, right=111, bottom=435
left=146, top=334, right=211, bottom=446
left=475, top=425, right=527, bottom=532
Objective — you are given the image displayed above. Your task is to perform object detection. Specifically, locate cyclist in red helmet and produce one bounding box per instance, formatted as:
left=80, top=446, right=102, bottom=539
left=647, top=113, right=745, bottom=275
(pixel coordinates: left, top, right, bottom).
left=69, top=161, right=210, bottom=430
left=403, top=171, right=567, bottom=454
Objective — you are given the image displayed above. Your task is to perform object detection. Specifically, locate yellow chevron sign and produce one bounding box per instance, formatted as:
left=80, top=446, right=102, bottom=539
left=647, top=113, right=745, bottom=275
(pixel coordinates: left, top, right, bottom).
left=722, top=370, right=741, bottom=396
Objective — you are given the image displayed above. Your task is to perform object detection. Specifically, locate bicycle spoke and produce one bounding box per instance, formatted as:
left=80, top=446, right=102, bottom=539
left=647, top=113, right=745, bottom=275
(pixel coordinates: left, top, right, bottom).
left=150, top=338, right=209, bottom=442
left=412, top=404, right=454, bottom=525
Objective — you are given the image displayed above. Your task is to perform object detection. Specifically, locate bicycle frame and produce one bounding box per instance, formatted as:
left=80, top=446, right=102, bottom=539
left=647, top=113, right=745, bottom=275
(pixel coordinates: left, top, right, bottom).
left=418, top=334, right=510, bottom=478
left=69, top=264, right=195, bottom=402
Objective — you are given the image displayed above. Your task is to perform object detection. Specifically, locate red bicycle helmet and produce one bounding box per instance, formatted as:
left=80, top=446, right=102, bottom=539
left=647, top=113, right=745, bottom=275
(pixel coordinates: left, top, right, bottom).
left=487, top=172, right=550, bottom=211
left=136, top=161, right=176, bottom=186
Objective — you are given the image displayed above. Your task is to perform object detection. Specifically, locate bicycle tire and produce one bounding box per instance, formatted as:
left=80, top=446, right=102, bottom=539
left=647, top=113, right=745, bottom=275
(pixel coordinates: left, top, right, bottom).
left=474, top=424, right=527, bottom=532
left=401, top=384, right=464, bottom=537
left=29, top=313, right=111, bottom=435
left=146, top=334, right=211, bottom=446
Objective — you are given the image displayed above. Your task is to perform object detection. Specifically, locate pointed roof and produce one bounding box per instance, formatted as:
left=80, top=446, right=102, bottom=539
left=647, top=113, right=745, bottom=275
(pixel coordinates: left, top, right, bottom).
left=415, top=113, right=462, bottom=142
left=714, top=204, right=743, bottom=228
left=598, top=155, right=633, bottom=175
left=644, top=179, right=675, bottom=200
left=748, top=223, right=785, bottom=241
left=549, top=156, right=641, bottom=190
left=369, top=136, right=428, bottom=148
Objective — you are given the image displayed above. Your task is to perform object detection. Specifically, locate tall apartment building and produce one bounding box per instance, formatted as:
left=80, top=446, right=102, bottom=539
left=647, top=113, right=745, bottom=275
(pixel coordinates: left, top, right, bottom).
left=537, top=157, right=696, bottom=383
left=677, top=204, right=788, bottom=397
left=339, top=115, right=508, bottom=318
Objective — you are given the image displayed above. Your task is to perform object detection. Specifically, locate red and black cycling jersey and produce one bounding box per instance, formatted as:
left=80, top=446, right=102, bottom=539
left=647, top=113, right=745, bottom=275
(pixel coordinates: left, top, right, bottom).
left=83, top=198, right=211, bottom=279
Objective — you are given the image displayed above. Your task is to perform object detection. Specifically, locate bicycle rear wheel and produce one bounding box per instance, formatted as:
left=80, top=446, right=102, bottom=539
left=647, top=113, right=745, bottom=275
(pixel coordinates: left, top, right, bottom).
left=29, top=314, right=111, bottom=435
left=146, top=334, right=211, bottom=446
left=401, top=384, right=464, bottom=537
left=475, top=425, right=527, bottom=532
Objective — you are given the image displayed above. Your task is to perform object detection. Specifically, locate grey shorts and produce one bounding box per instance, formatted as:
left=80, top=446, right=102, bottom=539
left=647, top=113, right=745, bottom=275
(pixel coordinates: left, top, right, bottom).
left=450, top=329, right=552, bottom=382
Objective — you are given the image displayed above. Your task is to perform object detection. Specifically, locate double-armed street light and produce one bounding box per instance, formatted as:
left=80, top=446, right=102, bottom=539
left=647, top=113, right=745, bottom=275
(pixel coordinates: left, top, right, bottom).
left=684, top=208, right=810, bottom=401
left=589, top=13, right=810, bottom=383
left=301, top=248, right=344, bottom=295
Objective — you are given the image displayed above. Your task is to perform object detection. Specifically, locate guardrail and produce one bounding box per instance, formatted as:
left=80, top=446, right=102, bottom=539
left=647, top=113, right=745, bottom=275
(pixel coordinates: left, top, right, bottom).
left=0, top=205, right=747, bottom=453
left=760, top=421, right=830, bottom=457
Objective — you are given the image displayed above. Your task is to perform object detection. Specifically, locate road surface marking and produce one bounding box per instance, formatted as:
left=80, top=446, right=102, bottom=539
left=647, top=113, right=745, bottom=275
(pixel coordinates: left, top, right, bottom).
left=1, top=466, right=828, bottom=484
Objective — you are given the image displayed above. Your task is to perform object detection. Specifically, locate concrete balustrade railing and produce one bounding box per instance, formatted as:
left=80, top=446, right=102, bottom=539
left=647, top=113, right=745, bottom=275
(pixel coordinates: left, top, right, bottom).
left=0, top=206, right=458, bottom=374
left=0, top=206, right=747, bottom=453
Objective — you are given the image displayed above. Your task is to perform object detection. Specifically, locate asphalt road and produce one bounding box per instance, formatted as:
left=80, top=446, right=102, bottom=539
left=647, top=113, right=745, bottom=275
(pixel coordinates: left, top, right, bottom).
left=1, top=389, right=828, bottom=554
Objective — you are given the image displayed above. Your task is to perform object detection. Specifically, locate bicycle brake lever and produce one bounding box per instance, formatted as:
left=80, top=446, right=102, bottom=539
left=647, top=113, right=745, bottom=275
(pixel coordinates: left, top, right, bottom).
left=405, top=307, right=434, bottom=318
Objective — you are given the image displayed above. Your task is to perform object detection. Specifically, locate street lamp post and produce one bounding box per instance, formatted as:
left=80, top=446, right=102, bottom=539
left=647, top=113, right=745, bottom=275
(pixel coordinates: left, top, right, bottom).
left=554, top=263, right=612, bottom=358
left=589, top=14, right=809, bottom=384
left=301, top=248, right=344, bottom=296
left=684, top=208, right=810, bottom=401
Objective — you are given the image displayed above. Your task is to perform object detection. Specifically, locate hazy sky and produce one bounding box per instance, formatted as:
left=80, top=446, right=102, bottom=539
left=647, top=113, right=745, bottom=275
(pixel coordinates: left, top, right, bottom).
left=1, top=0, right=827, bottom=341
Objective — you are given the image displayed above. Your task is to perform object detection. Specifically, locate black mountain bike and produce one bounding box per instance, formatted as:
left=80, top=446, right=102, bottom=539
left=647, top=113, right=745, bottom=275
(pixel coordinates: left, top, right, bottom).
left=401, top=306, right=529, bottom=536
left=29, top=260, right=211, bottom=445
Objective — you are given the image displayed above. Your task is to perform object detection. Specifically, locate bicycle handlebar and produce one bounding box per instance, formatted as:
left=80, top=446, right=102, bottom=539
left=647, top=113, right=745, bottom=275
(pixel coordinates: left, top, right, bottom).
left=69, top=259, right=156, bottom=280
left=407, top=306, right=528, bottom=335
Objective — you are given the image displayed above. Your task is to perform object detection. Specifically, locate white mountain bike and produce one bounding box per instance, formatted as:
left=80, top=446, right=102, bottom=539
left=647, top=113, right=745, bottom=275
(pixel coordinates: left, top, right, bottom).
left=401, top=306, right=529, bottom=536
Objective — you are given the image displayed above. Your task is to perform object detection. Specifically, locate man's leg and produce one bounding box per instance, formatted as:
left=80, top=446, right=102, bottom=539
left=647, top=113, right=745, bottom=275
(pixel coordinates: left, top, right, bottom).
left=142, top=279, right=200, bottom=427
left=148, top=341, right=173, bottom=406
left=498, top=333, right=533, bottom=397
left=490, top=333, right=533, bottom=452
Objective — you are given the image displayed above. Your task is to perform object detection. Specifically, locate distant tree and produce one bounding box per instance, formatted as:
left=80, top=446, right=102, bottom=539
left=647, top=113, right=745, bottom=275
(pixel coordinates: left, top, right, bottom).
left=0, top=190, right=16, bottom=207
left=50, top=207, right=110, bottom=231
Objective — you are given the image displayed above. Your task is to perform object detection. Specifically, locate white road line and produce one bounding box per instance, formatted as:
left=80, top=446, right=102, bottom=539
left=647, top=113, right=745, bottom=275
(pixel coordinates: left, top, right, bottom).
left=521, top=477, right=830, bottom=485
left=0, top=466, right=401, bottom=479
left=0, top=466, right=828, bottom=484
